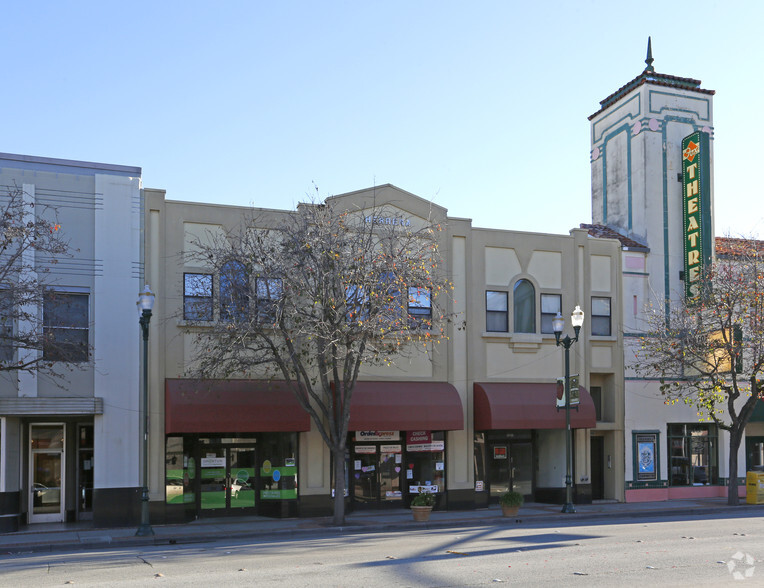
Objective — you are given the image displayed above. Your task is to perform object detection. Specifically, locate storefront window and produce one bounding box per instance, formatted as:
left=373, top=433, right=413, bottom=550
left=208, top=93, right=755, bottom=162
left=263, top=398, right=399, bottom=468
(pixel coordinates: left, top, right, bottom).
left=259, top=433, right=297, bottom=500
left=668, top=424, right=717, bottom=486
left=165, top=437, right=185, bottom=504
left=406, top=431, right=445, bottom=497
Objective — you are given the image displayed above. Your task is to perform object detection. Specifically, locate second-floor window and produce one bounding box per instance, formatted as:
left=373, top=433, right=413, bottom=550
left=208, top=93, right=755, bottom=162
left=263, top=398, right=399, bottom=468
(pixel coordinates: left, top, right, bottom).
left=43, top=291, right=89, bottom=362
left=220, top=260, right=250, bottom=322
left=0, top=294, right=13, bottom=363
left=408, top=286, right=432, bottom=327
left=486, top=290, right=508, bottom=332
left=591, top=296, right=612, bottom=336
left=183, top=273, right=213, bottom=321
left=540, top=294, right=561, bottom=334
left=256, top=277, right=282, bottom=323
left=513, top=279, right=535, bottom=333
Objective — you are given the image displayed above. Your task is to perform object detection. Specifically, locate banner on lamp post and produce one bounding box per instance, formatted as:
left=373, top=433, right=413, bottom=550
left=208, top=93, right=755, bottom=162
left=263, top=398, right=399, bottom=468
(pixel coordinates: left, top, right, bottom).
left=555, top=375, right=579, bottom=408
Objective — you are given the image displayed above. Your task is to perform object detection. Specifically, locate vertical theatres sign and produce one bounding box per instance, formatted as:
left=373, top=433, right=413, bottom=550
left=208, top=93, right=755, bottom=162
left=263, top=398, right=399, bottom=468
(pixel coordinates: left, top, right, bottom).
left=681, top=131, right=712, bottom=302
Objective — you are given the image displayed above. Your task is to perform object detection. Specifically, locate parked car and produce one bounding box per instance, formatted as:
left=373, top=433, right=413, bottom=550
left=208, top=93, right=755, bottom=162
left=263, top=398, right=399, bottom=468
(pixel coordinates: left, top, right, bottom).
left=230, top=478, right=252, bottom=498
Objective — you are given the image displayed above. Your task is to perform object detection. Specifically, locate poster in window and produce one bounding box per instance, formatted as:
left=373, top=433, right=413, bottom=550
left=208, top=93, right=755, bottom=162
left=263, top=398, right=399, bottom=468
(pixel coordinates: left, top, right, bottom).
left=636, top=434, right=657, bottom=481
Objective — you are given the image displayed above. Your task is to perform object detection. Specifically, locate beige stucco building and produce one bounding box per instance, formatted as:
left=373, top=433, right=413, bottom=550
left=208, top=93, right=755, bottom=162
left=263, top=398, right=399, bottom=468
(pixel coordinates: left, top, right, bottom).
left=142, top=184, right=623, bottom=522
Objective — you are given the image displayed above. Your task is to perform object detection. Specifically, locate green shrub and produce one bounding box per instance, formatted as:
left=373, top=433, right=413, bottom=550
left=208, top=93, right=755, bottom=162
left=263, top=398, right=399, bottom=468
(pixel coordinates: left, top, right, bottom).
left=499, top=490, right=524, bottom=507
left=411, top=491, right=435, bottom=507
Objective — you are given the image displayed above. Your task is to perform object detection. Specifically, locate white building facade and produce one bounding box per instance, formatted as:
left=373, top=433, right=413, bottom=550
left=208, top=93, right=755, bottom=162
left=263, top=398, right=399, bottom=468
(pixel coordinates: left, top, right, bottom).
left=586, top=47, right=749, bottom=501
left=0, top=153, right=144, bottom=530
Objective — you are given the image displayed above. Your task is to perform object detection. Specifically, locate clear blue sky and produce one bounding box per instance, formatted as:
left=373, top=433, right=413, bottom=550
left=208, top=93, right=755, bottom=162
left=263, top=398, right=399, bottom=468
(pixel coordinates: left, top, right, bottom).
left=3, top=1, right=762, bottom=237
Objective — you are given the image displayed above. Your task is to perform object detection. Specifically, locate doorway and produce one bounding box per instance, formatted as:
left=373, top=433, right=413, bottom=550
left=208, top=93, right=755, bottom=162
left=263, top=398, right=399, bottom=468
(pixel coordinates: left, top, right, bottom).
left=199, top=445, right=257, bottom=514
left=488, top=441, right=533, bottom=501
left=352, top=443, right=403, bottom=508
left=590, top=436, right=605, bottom=500
left=29, top=424, right=65, bottom=523
left=745, top=436, right=764, bottom=470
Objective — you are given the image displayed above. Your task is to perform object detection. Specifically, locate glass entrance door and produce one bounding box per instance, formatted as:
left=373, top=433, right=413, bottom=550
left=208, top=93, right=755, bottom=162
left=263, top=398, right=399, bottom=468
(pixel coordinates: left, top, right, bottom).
left=488, top=442, right=533, bottom=501
left=352, top=444, right=403, bottom=507
left=30, top=424, right=65, bottom=523
left=199, top=446, right=257, bottom=513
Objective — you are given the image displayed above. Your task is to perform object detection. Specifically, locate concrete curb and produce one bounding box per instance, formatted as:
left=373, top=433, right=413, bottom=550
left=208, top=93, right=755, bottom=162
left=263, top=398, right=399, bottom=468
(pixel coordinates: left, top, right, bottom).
left=4, top=502, right=764, bottom=554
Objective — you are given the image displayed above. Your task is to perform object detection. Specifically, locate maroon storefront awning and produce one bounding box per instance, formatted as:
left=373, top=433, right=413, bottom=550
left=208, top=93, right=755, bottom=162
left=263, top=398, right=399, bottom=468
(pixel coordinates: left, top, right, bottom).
left=347, top=381, right=464, bottom=431
left=165, top=379, right=311, bottom=434
left=473, top=382, right=596, bottom=430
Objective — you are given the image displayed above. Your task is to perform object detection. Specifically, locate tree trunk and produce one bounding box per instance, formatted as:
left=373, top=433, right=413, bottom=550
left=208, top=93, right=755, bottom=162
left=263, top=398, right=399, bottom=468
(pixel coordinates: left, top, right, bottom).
left=728, top=427, right=743, bottom=506
left=332, top=446, right=346, bottom=525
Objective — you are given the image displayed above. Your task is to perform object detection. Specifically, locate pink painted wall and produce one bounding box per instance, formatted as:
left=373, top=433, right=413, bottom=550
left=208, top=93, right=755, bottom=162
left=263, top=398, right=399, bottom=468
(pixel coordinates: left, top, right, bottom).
left=625, top=485, right=746, bottom=503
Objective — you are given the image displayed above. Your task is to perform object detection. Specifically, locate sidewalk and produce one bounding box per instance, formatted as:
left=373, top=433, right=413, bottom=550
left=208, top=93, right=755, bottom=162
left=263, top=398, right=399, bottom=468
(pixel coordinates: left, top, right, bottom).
left=3, top=497, right=763, bottom=554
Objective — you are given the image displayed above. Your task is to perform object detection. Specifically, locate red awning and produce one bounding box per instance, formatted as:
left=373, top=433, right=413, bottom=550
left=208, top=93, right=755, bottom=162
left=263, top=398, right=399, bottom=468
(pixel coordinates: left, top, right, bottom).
left=473, top=382, right=596, bottom=430
left=347, top=381, right=464, bottom=431
left=165, top=379, right=311, bottom=434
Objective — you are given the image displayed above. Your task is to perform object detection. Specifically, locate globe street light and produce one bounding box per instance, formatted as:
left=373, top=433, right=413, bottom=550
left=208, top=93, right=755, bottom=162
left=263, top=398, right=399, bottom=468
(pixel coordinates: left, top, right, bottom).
left=136, top=285, right=155, bottom=537
left=552, top=305, right=585, bottom=514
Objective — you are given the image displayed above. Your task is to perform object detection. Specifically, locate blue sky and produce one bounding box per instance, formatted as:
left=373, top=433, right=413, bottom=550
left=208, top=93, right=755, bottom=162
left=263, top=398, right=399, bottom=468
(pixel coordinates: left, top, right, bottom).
left=4, top=1, right=762, bottom=237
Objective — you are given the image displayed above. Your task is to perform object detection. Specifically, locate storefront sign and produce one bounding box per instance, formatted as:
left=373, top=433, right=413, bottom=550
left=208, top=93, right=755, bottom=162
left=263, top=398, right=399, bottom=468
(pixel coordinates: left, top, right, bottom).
left=355, top=431, right=399, bottom=441
left=365, top=215, right=411, bottom=227
left=406, top=431, right=432, bottom=444
left=407, top=441, right=445, bottom=452
left=475, top=481, right=484, bottom=491
left=681, top=131, right=712, bottom=302
left=409, top=484, right=438, bottom=493
left=354, top=445, right=377, bottom=454
left=261, top=489, right=297, bottom=500
left=200, top=457, right=225, bottom=468
left=380, top=444, right=402, bottom=453
left=493, top=446, right=507, bottom=460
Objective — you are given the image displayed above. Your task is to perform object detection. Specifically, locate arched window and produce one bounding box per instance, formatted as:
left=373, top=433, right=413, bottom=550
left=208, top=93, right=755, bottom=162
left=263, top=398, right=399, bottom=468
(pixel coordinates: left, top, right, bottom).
left=220, top=260, right=249, bottom=321
left=513, top=279, right=535, bottom=333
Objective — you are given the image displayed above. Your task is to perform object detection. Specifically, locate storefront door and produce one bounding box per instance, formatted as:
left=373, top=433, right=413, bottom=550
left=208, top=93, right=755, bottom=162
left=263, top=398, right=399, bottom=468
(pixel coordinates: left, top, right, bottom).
left=29, top=424, right=65, bottom=523
left=488, top=441, right=532, bottom=501
left=352, top=443, right=403, bottom=507
left=199, top=445, right=257, bottom=513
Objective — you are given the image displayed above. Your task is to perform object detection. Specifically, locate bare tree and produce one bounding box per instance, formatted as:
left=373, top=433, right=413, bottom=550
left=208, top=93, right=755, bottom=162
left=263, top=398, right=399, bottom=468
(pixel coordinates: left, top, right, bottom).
left=185, top=196, right=453, bottom=523
left=0, top=185, right=85, bottom=375
left=634, top=237, right=764, bottom=505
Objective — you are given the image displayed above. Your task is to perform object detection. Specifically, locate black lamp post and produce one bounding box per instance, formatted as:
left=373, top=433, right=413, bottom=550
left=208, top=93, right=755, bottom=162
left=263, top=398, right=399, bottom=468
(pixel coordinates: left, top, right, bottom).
left=552, top=305, right=585, bottom=514
left=136, top=285, right=155, bottom=537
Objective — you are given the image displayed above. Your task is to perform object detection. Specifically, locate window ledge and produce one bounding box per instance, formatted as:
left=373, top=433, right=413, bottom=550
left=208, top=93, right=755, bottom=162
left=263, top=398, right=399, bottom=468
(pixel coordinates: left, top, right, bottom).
left=509, top=333, right=544, bottom=352
left=177, top=319, right=215, bottom=328
left=482, top=331, right=512, bottom=339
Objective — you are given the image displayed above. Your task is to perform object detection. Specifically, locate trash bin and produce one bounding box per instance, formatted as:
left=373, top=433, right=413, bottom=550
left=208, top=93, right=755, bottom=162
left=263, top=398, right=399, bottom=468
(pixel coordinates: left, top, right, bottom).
left=746, top=471, right=764, bottom=504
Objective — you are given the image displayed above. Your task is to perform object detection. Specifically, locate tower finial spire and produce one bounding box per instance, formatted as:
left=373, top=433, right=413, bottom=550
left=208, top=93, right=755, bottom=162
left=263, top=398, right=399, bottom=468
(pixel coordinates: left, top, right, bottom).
left=644, top=36, right=654, bottom=72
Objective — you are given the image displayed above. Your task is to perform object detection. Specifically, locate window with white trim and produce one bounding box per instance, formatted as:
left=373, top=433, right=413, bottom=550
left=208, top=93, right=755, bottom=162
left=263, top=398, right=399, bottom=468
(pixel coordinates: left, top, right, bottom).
left=486, top=291, right=508, bottom=332
left=540, top=294, right=561, bottom=334
left=256, top=277, right=282, bottom=323
left=183, top=273, right=213, bottom=321
left=591, top=296, right=611, bottom=336
left=408, top=286, right=432, bottom=327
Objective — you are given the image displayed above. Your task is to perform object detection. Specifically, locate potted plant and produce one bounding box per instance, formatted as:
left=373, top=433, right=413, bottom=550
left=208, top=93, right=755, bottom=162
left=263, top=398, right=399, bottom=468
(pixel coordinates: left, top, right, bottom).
left=410, top=491, right=435, bottom=521
left=499, top=490, right=524, bottom=517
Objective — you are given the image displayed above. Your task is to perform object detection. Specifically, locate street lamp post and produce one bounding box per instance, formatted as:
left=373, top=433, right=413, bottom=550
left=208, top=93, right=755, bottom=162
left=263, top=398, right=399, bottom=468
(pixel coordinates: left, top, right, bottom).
left=552, top=305, right=585, bottom=514
left=136, top=285, right=155, bottom=537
